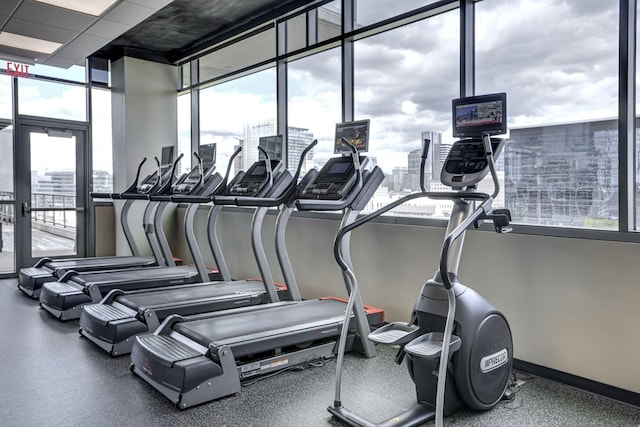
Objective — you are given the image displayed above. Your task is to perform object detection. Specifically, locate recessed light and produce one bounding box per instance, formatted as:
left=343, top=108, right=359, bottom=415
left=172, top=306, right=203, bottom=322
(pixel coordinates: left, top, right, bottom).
left=0, top=32, right=62, bottom=54
left=35, top=0, right=119, bottom=16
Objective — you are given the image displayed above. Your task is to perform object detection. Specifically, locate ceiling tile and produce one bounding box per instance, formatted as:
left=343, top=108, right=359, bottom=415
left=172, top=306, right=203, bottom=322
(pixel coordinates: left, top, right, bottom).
left=68, top=33, right=111, bottom=51
left=42, top=55, right=79, bottom=68
left=54, top=44, right=93, bottom=60
left=103, top=1, right=156, bottom=26
left=4, top=18, right=79, bottom=44
left=85, top=19, right=129, bottom=39
left=127, top=0, right=173, bottom=9
left=0, top=14, right=9, bottom=27
left=0, top=44, right=46, bottom=64
left=0, top=0, right=20, bottom=15
left=13, top=1, right=95, bottom=32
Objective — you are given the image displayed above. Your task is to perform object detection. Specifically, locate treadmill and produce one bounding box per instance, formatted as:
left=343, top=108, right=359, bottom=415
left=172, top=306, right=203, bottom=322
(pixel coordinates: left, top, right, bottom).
left=78, top=143, right=314, bottom=356
left=130, top=121, right=385, bottom=409
left=17, top=147, right=176, bottom=298
left=38, top=147, right=224, bottom=321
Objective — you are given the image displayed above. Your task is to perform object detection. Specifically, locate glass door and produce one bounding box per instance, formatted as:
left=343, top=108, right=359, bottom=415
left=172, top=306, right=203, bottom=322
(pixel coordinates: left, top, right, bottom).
left=16, top=121, right=87, bottom=267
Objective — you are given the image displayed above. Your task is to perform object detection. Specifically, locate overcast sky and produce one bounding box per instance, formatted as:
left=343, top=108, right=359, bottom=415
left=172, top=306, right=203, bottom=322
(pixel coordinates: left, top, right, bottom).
left=197, top=0, right=620, bottom=174
left=0, top=0, right=623, bottom=177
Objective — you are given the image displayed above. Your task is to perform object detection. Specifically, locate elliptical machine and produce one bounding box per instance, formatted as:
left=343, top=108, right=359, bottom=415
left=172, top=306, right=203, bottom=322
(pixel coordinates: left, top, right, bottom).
left=328, top=93, right=513, bottom=427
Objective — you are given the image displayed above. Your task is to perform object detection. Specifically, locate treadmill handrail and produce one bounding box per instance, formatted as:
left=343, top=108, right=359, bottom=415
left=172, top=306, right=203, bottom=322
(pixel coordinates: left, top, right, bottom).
left=92, top=157, right=147, bottom=199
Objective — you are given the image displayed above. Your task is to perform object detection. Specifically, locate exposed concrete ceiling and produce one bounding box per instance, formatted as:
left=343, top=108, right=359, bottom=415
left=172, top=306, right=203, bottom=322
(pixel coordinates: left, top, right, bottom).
left=0, top=0, right=173, bottom=68
left=0, top=0, right=321, bottom=69
left=97, top=0, right=322, bottom=65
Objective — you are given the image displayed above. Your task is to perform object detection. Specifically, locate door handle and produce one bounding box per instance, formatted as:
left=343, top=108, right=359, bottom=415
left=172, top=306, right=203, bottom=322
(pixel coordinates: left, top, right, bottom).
left=22, top=202, right=31, bottom=216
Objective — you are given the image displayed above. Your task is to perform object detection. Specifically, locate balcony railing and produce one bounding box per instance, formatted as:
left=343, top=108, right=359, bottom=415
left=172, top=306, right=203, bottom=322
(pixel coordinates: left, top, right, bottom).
left=0, top=191, right=76, bottom=230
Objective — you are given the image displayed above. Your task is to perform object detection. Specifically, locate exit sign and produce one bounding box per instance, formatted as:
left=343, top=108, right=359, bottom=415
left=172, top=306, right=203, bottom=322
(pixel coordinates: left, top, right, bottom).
left=6, top=61, right=30, bottom=78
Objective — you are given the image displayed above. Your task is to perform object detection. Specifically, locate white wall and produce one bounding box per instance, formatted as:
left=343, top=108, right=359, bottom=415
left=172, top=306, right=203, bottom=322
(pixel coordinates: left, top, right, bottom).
left=111, top=57, right=179, bottom=256
left=173, top=206, right=640, bottom=395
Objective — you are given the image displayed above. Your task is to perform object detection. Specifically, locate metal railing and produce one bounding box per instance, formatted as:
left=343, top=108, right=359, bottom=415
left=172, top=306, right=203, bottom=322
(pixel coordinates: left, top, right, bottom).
left=0, top=191, right=76, bottom=230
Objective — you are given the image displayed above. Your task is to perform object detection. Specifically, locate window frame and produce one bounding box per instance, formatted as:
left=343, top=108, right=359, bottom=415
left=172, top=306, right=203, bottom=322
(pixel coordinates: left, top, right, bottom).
left=178, top=0, right=640, bottom=244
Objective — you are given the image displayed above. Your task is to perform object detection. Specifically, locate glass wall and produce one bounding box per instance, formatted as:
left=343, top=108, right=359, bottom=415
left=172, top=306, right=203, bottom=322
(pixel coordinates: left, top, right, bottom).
left=200, top=68, right=277, bottom=177
left=476, top=0, right=619, bottom=230
left=0, top=75, right=14, bottom=273
left=199, top=27, right=276, bottom=84
left=181, top=0, right=640, bottom=236
left=288, top=48, right=342, bottom=173
left=92, top=88, right=113, bottom=195
left=355, top=9, right=459, bottom=216
left=18, top=79, right=87, bottom=121
left=177, top=93, right=191, bottom=175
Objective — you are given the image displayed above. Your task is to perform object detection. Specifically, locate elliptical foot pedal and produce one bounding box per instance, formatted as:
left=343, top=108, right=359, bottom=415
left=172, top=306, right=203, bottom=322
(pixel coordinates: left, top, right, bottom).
left=368, top=322, right=420, bottom=345
left=405, top=332, right=461, bottom=359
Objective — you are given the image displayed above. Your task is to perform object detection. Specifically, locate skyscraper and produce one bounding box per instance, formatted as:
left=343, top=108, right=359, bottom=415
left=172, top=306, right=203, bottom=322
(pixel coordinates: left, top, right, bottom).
left=242, top=121, right=314, bottom=174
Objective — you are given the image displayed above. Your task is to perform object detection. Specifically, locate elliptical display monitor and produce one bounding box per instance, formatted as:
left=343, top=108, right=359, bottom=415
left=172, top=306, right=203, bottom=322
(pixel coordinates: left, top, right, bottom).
left=442, top=93, right=507, bottom=188
left=334, top=119, right=369, bottom=153
left=452, top=92, right=506, bottom=138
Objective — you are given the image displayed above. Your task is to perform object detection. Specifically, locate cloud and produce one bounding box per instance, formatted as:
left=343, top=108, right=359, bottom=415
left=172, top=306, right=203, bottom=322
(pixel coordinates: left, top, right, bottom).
left=194, top=0, right=620, bottom=174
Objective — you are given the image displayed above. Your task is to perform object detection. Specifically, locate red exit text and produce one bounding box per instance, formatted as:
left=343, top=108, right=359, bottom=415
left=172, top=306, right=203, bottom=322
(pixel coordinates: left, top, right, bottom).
left=6, top=62, right=30, bottom=78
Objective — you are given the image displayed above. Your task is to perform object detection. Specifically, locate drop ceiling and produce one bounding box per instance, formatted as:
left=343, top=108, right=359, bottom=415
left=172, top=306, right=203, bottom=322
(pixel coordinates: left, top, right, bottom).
left=0, top=0, right=321, bottom=69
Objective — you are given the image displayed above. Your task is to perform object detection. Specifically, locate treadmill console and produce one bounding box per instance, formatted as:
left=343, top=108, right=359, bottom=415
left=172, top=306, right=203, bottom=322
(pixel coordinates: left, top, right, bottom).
left=137, top=165, right=174, bottom=194
left=226, top=159, right=284, bottom=196
left=299, top=156, right=364, bottom=200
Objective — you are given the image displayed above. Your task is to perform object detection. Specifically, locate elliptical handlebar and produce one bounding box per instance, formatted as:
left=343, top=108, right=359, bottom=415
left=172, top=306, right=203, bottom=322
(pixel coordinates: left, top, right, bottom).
left=420, top=139, right=430, bottom=193
left=482, top=133, right=501, bottom=200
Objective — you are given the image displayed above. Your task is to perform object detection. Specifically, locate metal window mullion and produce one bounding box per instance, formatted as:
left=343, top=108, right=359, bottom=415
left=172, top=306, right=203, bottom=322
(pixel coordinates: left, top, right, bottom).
left=277, top=21, right=289, bottom=167
left=191, top=59, right=200, bottom=166
left=308, top=8, right=318, bottom=46
left=342, top=0, right=354, bottom=122
left=460, top=0, right=474, bottom=97
left=85, top=58, right=95, bottom=257
left=619, top=0, right=636, bottom=231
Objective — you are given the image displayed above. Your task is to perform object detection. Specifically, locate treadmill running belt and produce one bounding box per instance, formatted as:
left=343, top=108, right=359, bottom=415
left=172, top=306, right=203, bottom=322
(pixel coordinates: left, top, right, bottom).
left=72, top=266, right=197, bottom=285
left=118, top=280, right=266, bottom=308
left=174, top=299, right=348, bottom=348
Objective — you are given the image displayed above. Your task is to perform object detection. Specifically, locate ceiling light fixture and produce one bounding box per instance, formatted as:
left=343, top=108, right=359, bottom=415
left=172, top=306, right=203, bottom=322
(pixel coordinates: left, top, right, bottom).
left=35, top=0, right=120, bottom=16
left=0, top=32, right=62, bottom=54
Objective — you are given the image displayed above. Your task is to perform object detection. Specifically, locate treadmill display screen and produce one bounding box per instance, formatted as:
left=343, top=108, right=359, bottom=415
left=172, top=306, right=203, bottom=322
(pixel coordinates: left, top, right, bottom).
left=452, top=93, right=507, bottom=138
left=251, top=165, right=266, bottom=176
left=328, top=161, right=352, bottom=175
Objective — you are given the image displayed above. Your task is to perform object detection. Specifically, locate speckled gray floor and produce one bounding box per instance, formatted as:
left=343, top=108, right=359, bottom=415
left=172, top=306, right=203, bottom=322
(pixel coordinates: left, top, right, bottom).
left=2, top=279, right=639, bottom=427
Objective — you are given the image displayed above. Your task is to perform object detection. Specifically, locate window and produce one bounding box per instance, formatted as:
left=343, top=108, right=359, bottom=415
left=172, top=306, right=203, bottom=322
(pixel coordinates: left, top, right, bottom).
left=198, top=27, right=276, bottom=84
left=288, top=48, right=341, bottom=174
left=19, top=79, right=86, bottom=121
left=31, top=64, right=86, bottom=83
left=200, top=68, right=277, bottom=177
left=0, top=74, right=11, bottom=119
left=0, top=75, right=14, bottom=272
left=284, top=0, right=342, bottom=54
left=91, top=88, right=113, bottom=195
left=355, top=0, right=443, bottom=27
left=476, top=0, right=619, bottom=230
left=354, top=10, right=459, bottom=216
left=177, top=93, right=191, bottom=175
